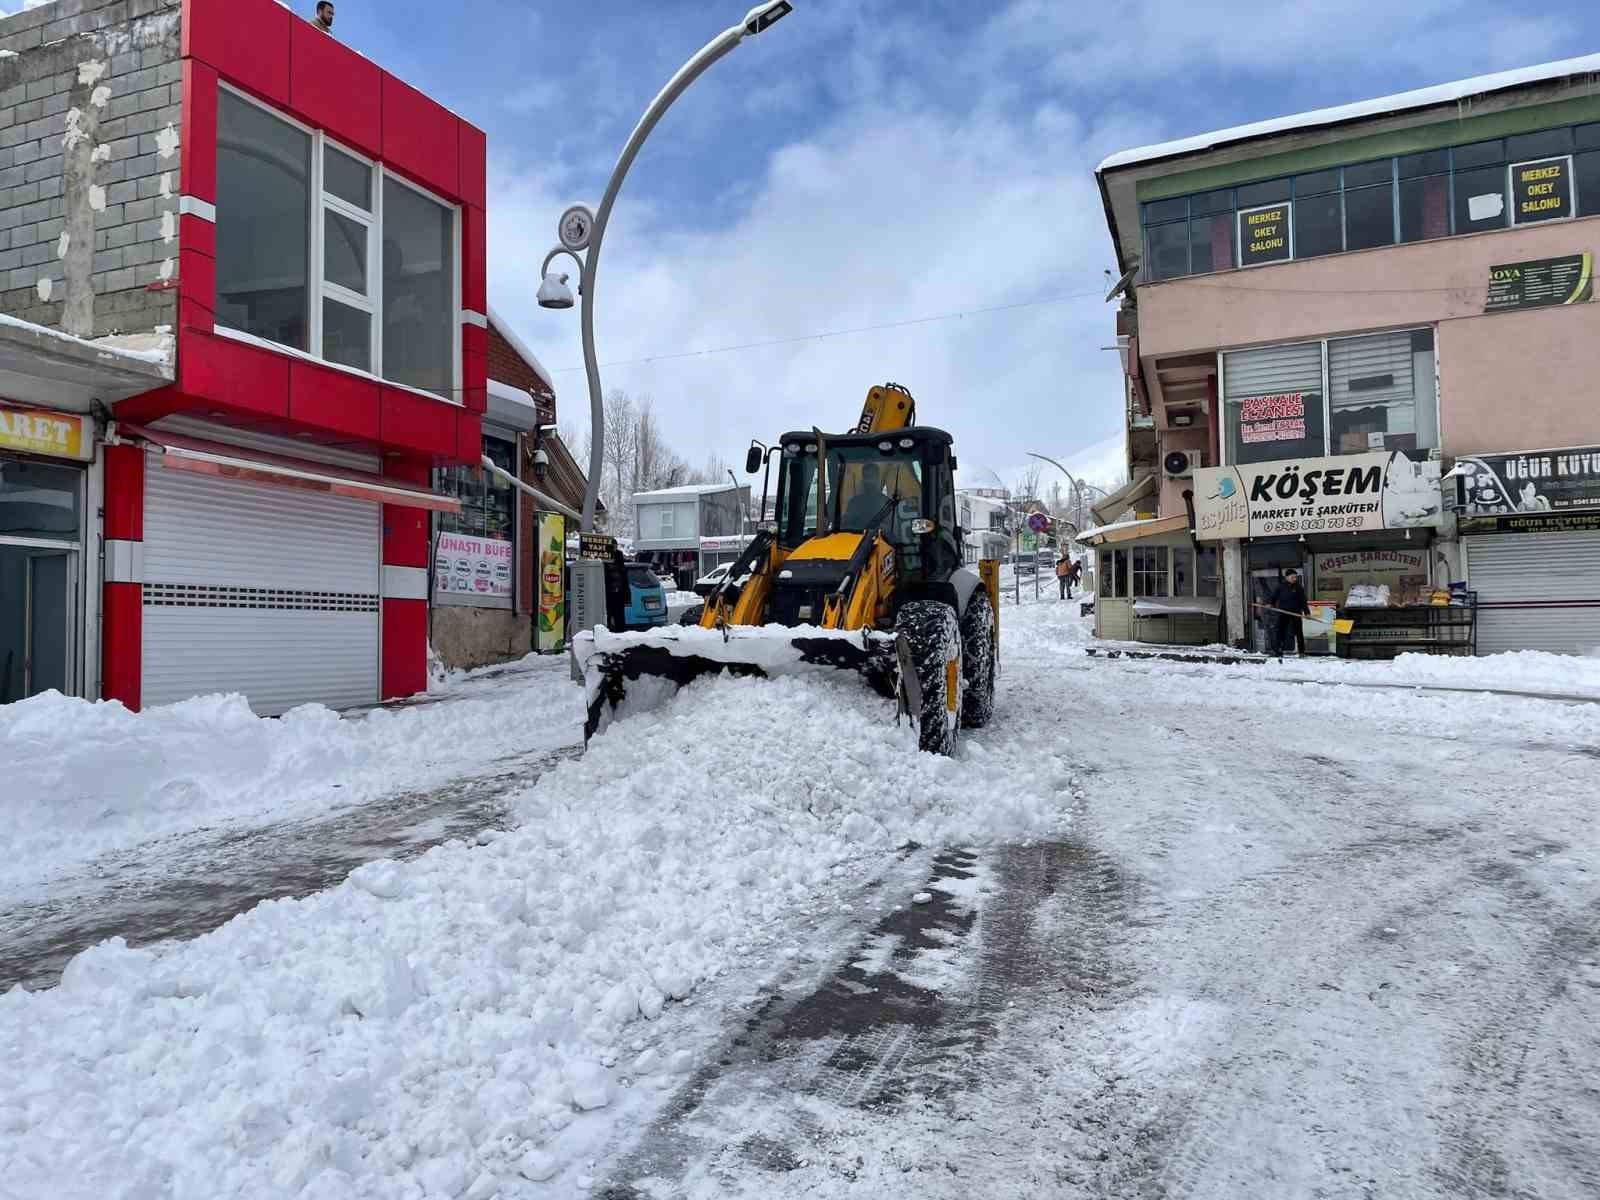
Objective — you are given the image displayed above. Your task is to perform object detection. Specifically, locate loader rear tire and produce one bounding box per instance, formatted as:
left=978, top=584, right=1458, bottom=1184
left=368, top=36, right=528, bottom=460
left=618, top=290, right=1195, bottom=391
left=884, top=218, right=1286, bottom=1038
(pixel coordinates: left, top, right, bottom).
left=677, top=603, right=705, bottom=627
left=959, top=589, right=996, bottom=729
left=896, top=600, right=961, bottom=756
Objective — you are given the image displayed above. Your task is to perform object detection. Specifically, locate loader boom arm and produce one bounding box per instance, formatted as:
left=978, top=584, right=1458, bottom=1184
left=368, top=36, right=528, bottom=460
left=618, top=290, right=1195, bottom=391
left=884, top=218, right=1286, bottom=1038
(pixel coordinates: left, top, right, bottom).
left=851, top=383, right=916, bottom=435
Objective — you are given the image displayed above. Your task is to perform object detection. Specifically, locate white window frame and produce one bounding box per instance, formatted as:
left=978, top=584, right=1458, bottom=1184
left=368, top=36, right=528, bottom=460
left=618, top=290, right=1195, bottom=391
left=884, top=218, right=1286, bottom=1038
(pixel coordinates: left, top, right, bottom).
left=658, top=507, right=676, bottom=538
left=1217, top=326, right=1441, bottom=467
left=1507, top=154, right=1575, bottom=226
left=216, top=83, right=462, bottom=406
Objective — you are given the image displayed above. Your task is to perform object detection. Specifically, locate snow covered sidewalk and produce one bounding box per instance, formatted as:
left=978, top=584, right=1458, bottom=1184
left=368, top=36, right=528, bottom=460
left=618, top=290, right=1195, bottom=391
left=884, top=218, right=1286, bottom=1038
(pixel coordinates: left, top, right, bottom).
left=0, top=655, right=583, bottom=906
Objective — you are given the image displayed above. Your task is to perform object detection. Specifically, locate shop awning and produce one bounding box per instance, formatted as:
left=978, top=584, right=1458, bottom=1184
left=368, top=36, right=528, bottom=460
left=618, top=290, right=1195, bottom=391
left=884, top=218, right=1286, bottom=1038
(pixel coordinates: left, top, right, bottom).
left=1078, top=513, right=1191, bottom=545
left=1090, top=472, right=1157, bottom=525
left=118, top=423, right=461, bottom=513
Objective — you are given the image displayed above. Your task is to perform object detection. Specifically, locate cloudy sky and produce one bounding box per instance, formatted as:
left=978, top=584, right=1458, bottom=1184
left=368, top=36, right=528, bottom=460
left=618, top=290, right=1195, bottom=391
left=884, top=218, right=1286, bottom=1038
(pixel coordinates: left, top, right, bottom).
left=329, top=0, right=1597, bottom=492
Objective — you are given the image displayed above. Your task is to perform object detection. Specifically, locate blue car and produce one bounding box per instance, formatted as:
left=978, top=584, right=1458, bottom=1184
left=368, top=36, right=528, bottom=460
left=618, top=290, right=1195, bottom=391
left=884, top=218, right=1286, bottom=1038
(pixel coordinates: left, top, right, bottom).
left=621, top=563, right=669, bottom=630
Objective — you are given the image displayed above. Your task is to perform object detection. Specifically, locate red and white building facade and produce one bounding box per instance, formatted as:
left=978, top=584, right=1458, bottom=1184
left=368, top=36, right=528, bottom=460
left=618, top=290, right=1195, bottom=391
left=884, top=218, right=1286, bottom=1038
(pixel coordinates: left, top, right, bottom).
left=0, top=0, right=501, bottom=714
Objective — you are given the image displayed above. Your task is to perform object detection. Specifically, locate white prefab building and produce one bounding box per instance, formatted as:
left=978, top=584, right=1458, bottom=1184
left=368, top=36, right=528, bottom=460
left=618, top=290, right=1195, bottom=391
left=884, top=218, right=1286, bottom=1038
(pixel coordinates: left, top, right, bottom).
left=633, top=483, right=752, bottom=588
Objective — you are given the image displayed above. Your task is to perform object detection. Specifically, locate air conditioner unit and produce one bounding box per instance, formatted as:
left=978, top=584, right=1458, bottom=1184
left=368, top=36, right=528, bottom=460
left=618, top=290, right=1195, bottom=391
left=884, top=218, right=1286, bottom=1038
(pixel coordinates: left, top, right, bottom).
left=1163, top=449, right=1206, bottom=479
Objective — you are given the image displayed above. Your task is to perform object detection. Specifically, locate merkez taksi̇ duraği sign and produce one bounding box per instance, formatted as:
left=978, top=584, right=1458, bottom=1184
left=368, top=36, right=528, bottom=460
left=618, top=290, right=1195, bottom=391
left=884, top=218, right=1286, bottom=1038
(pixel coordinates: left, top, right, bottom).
left=1192, top=451, right=1443, bottom=540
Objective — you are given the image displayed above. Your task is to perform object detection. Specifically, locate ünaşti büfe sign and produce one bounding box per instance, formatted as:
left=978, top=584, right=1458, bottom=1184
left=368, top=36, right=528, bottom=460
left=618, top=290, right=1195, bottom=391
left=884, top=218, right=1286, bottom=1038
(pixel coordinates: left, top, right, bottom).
left=1455, top=445, right=1600, bottom=534
left=1238, top=203, right=1291, bottom=267
left=1510, top=156, right=1572, bottom=225
left=434, top=532, right=512, bottom=598
left=1485, top=253, right=1592, bottom=312
left=1193, top=451, right=1443, bottom=540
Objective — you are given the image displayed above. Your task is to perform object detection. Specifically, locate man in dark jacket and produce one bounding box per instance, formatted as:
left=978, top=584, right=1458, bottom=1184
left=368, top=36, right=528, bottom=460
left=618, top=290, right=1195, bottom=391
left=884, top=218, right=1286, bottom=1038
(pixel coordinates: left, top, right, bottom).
left=1268, top=569, right=1310, bottom=657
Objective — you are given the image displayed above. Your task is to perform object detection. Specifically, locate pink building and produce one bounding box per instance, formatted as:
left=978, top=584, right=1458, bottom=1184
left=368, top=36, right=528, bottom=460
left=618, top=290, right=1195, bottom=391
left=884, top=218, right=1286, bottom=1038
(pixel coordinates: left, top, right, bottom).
left=1090, top=54, right=1600, bottom=656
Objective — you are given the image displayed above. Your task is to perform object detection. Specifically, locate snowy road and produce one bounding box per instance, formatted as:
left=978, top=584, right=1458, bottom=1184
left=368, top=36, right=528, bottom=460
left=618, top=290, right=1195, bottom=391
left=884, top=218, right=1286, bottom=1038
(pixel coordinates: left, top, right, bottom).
left=593, top=610, right=1600, bottom=1198
left=4, top=601, right=1599, bottom=1198
left=0, top=743, right=579, bottom=992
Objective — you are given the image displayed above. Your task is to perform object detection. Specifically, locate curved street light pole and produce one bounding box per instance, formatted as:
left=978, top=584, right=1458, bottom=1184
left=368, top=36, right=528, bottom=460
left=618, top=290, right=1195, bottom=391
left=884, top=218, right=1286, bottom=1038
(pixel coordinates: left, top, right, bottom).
left=559, top=3, right=795, bottom=533
left=1026, top=450, right=1087, bottom=531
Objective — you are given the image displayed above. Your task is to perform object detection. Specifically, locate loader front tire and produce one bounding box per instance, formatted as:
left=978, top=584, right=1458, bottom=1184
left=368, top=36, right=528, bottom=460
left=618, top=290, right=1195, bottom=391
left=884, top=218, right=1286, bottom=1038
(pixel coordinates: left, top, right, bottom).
left=959, top=588, right=996, bottom=729
left=677, top=603, right=705, bottom=627
left=896, top=600, right=961, bottom=756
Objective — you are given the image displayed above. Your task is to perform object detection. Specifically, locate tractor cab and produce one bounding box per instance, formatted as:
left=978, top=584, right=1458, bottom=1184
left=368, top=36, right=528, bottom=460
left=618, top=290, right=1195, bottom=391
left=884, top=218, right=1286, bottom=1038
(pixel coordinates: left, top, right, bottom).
left=766, top=426, right=962, bottom=625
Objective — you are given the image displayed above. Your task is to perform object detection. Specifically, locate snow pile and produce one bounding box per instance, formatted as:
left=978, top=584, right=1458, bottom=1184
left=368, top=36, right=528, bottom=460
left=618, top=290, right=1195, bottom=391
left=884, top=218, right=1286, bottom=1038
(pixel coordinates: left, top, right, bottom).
left=0, top=661, right=582, bottom=901
left=0, top=670, right=1069, bottom=1198
left=1253, top=647, right=1600, bottom=699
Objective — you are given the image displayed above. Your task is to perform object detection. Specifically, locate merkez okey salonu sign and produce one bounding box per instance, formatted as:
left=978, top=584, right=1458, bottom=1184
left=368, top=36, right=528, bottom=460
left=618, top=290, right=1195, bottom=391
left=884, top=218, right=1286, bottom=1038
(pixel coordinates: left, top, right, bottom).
left=1193, top=451, right=1443, bottom=540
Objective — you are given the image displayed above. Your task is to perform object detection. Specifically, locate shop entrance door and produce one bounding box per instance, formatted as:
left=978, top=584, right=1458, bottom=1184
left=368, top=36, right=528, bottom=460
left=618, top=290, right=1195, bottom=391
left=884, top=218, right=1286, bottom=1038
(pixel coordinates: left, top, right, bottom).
left=0, top=544, right=77, bottom=703
left=1247, top=542, right=1312, bottom=655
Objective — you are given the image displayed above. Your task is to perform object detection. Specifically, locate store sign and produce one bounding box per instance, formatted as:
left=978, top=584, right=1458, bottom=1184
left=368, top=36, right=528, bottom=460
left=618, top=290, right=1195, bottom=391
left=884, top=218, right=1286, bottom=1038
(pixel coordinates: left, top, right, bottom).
left=1455, top=446, right=1600, bottom=533
left=1193, top=451, right=1443, bottom=540
left=1509, top=157, right=1572, bottom=225
left=579, top=532, right=617, bottom=561
left=1237, top=203, right=1291, bottom=267
left=0, top=406, right=90, bottom=460
left=1237, top=391, right=1319, bottom=453
left=1461, top=511, right=1600, bottom=536
left=435, top=532, right=513, bottom=598
left=1311, top=548, right=1428, bottom=605
left=535, top=513, right=566, bottom=650
left=1485, top=253, right=1592, bottom=312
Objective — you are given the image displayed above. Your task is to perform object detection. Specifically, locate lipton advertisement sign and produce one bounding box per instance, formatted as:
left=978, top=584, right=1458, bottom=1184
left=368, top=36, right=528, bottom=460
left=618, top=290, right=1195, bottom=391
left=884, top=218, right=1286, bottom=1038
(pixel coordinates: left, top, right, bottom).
left=536, top=513, right=567, bottom=651
left=0, top=406, right=91, bottom=460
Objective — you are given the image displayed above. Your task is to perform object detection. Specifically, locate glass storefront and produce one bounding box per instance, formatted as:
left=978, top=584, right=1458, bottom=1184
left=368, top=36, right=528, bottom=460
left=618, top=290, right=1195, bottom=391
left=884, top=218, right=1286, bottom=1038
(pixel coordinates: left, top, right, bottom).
left=0, top=455, right=84, bottom=703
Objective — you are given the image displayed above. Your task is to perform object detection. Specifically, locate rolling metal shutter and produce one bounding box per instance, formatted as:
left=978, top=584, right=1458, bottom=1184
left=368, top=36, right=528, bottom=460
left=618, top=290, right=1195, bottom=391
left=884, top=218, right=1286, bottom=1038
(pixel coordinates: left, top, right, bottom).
left=141, top=464, right=381, bottom=715
left=1466, top=532, right=1600, bottom=656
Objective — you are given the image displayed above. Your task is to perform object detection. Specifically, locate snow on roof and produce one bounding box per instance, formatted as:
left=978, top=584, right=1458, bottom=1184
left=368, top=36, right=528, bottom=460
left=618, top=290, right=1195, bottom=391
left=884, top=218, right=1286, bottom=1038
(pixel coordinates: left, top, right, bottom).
left=1098, top=52, right=1600, bottom=173
left=0, top=311, right=174, bottom=373
left=1076, top=515, right=1178, bottom=543
left=487, top=304, right=555, bottom=395
left=633, top=482, right=744, bottom=501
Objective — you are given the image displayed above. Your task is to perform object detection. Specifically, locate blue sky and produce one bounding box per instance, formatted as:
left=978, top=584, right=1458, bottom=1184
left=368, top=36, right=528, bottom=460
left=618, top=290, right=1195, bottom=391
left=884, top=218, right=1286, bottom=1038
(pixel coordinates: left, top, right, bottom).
left=325, top=0, right=1599, bottom=490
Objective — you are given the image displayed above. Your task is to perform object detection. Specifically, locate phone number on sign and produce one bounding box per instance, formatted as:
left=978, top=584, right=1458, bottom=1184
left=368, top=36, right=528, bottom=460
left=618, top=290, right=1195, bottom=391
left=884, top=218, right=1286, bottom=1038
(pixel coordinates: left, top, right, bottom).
left=1258, top=514, right=1370, bottom=535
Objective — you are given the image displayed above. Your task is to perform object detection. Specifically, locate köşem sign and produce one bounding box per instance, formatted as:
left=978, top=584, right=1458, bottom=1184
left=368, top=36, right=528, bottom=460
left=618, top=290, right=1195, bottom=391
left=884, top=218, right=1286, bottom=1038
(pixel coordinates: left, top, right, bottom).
left=1193, top=451, right=1443, bottom=540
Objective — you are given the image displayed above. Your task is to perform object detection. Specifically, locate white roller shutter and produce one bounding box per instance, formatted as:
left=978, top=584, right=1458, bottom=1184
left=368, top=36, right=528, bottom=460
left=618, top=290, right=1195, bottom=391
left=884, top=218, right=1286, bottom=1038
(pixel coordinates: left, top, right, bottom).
left=141, top=463, right=381, bottom=715
left=1466, top=532, right=1600, bottom=656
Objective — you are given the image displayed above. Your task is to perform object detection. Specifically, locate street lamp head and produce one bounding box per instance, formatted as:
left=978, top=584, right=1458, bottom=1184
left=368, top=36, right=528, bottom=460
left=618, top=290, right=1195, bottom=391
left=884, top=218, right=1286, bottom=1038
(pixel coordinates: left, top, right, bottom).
left=743, top=0, right=793, bottom=37
left=537, top=271, right=575, bottom=310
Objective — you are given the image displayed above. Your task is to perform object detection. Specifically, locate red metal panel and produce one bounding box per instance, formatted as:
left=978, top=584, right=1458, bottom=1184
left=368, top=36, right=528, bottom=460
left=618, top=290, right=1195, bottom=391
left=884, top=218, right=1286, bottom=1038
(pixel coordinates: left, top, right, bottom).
left=458, top=121, right=487, bottom=212
left=177, top=330, right=291, bottom=421
left=381, top=72, right=460, bottom=199
left=381, top=598, right=428, bottom=701
left=103, top=443, right=145, bottom=541
left=462, top=204, right=487, bottom=313
left=289, top=359, right=381, bottom=442
left=180, top=213, right=216, bottom=258
left=379, top=385, right=457, bottom=457
left=289, top=16, right=382, bottom=157
left=463, top=322, right=487, bottom=359
left=115, top=384, right=191, bottom=426
left=179, top=296, right=215, bottom=336
left=183, top=0, right=291, bottom=107
left=178, top=247, right=215, bottom=310
left=454, top=410, right=482, bottom=467
left=180, top=60, right=219, bottom=204
left=463, top=341, right=487, bottom=414
left=382, top=456, right=430, bottom=569
left=102, top=583, right=143, bottom=710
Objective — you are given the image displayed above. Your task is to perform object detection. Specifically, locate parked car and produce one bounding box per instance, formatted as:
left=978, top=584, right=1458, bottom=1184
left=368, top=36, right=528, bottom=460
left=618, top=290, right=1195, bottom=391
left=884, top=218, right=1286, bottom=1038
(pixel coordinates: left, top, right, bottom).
left=1008, top=552, right=1037, bottom=577
left=619, top=563, right=669, bottom=630
left=692, top=561, right=756, bottom=598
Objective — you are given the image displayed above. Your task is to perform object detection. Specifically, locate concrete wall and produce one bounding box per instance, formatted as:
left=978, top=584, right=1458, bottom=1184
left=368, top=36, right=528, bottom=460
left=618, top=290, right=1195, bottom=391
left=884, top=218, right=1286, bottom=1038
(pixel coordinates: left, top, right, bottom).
left=1137, top=214, right=1600, bottom=459
left=0, top=0, right=181, bottom=337
left=430, top=605, right=530, bottom=672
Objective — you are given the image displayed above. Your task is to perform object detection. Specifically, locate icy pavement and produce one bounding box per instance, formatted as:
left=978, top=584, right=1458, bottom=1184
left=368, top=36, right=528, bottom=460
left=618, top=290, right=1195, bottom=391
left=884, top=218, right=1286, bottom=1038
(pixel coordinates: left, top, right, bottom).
left=0, top=743, right=579, bottom=992
left=0, top=654, right=582, bottom=907
left=4, top=598, right=1600, bottom=1198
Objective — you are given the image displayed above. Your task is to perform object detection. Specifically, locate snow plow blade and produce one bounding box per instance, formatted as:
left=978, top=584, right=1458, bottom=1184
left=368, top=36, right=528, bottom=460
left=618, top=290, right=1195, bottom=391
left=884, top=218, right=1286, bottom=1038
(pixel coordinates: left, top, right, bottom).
left=572, top=625, right=900, bottom=741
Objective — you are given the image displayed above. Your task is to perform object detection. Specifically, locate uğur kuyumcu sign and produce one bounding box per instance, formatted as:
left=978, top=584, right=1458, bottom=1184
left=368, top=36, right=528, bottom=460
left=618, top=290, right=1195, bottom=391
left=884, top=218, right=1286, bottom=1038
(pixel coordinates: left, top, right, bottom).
left=1192, top=451, right=1443, bottom=540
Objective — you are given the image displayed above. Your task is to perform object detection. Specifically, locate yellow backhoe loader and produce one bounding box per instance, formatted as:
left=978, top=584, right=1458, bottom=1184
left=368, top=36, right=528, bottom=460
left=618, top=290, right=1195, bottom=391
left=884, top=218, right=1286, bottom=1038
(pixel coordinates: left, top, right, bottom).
left=571, top=384, right=999, bottom=755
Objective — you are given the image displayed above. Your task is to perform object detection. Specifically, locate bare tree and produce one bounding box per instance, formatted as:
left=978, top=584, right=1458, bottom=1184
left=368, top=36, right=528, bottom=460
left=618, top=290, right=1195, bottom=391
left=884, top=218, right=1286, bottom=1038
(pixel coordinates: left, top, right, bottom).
left=1015, top=462, right=1044, bottom=507
left=600, top=389, right=639, bottom=536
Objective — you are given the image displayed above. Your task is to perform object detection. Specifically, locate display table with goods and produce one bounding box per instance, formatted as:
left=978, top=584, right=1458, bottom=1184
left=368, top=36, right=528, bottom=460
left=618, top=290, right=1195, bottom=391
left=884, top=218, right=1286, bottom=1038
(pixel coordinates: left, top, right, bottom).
left=1335, top=587, right=1477, bottom=659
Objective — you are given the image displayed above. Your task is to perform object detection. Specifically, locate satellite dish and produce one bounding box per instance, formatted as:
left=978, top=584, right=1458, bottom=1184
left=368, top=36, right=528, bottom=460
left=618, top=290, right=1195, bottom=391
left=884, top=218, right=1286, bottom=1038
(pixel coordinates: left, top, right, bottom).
left=1105, top=264, right=1139, bottom=302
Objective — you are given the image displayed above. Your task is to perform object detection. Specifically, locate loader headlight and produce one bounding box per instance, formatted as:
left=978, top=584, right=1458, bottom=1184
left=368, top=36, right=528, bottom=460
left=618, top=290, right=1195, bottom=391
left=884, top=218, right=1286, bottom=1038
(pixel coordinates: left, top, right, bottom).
left=898, top=438, right=914, bottom=449
left=785, top=442, right=801, bottom=454
left=804, top=442, right=818, bottom=453
left=877, top=441, right=893, bottom=453
left=911, top=519, right=936, bottom=534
